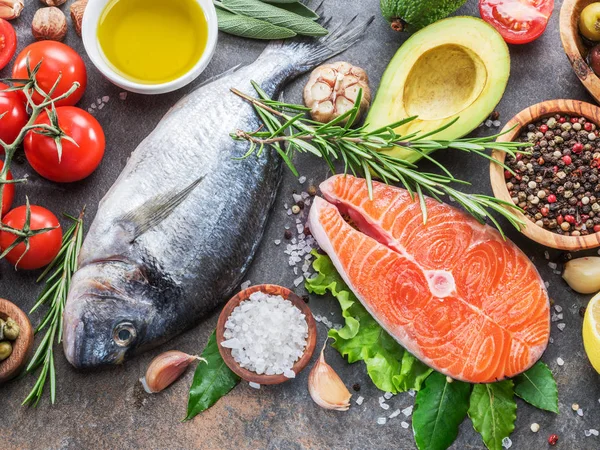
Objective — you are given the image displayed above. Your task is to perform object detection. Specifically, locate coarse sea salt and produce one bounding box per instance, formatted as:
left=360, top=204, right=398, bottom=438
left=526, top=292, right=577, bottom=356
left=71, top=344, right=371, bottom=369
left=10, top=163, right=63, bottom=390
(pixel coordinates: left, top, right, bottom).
left=502, top=437, right=512, bottom=449
left=389, top=409, right=401, bottom=419
left=557, top=357, right=565, bottom=366
left=402, top=406, right=413, bottom=417
left=400, top=421, right=409, bottom=429
left=384, top=392, right=393, bottom=400
left=377, top=417, right=387, bottom=425
left=355, top=396, right=364, bottom=405
left=585, top=429, right=600, bottom=437
left=249, top=382, right=261, bottom=389
left=557, top=323, right=566, bottom=331
left=222, top=291, right=308, bottom=376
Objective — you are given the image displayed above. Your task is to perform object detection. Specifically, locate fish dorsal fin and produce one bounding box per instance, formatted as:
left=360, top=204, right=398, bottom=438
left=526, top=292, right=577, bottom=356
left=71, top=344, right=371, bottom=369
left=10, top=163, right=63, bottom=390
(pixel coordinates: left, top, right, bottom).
left=122, top=176, right=204, bottom=241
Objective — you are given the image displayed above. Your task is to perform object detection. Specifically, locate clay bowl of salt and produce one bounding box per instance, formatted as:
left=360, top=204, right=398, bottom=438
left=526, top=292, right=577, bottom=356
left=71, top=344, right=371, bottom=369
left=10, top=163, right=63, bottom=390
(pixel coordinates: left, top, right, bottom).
left=216, top=284, right=317, bottom=385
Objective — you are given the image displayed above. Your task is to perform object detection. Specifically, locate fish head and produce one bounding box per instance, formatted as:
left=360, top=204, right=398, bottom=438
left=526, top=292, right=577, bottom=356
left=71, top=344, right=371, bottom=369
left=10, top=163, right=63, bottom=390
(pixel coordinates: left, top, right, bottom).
left=63, top=261, right=165, bottom=369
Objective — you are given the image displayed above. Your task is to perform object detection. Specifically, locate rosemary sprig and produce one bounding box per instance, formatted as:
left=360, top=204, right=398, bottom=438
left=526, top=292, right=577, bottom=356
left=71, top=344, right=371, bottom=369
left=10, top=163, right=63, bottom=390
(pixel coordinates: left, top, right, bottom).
left=22, top=208, right=85, bottom=407
left=231, top=82, right=530, bottom=237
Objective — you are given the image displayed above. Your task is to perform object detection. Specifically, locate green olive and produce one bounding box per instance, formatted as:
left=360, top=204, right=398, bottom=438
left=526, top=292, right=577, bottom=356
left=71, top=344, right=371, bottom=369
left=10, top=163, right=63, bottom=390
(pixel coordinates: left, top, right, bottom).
left=580, top=3, right=600, bottom=42
left=0, top=341, right=13, bottom=362
left=3, top=318, right=19, bottom=341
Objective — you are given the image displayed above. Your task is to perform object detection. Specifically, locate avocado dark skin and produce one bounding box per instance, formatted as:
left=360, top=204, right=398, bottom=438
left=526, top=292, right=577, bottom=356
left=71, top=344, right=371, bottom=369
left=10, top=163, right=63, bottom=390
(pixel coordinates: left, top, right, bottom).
left=588, top=44, right=600, bottom=77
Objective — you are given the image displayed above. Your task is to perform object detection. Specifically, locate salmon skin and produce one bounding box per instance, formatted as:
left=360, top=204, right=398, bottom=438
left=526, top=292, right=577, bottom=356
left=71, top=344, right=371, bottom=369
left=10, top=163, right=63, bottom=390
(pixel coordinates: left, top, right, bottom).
left=308, top=175, right=550, bottom=383
left=62, top=18, right=373, bottom=369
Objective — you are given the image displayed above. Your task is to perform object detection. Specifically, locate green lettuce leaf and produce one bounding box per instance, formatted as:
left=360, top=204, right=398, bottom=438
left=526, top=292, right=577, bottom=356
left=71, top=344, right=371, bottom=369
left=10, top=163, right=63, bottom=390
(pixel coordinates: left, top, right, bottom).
left=514, top=361, right=559, bottom=413
left=468, top=380, right=517, bottom=450
left=306, top=252, right=432, bottom=393
left=185, top=331, right=240, bottom=421
left=413, top=372, right=471, bottom=450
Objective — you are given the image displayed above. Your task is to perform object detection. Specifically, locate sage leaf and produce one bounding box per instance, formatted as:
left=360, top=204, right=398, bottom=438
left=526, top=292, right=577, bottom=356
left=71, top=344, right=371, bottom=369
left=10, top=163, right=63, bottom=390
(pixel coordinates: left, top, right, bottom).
left=514, top=361, right=559, bottom=413
left=413, top=372, right=471, bottom=450
left=261, top=0, right=300, bottom=3
left=185, top=331, right=240, bottom=420
left=468, top=380, right=517, bottom=450
left=215, top=8, right=297, bottom=40
left=222, top=0, right=328, bottom=36
left=275, top=2, right=320, bottom=19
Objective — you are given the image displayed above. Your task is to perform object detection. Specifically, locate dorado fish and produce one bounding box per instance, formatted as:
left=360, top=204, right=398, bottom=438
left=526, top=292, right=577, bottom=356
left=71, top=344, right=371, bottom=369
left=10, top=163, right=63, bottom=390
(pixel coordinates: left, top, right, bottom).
left=63, top=19, right=372, bottom=369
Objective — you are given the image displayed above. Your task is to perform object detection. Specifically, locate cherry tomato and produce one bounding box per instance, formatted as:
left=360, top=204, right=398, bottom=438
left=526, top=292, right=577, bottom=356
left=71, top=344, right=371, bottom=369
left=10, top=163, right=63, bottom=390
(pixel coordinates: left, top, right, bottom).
left=0, top=205, right=62, bottom=270
left=0, top=82, right=28, bottom=148
left=12, top=41, right=87, bottom=107
left=25, top=107, right=105, bottom=183
left=479, top=0, right=554, bottom=44
left=0, top=161, right=14, bottom=217
left=0, top=19, right=16, bottom=70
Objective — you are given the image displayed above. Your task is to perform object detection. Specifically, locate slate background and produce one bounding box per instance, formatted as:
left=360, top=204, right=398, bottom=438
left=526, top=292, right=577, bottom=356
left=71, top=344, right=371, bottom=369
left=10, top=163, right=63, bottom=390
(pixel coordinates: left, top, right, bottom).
left=2, top=0, right=600, bottom=449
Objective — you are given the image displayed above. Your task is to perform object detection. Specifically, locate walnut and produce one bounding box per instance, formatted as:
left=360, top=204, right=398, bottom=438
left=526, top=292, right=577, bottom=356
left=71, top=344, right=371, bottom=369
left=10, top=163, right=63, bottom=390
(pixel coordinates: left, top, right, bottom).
left=70, top=0, right=87, bottom=37
left=40, top=0, right=66, bottom=6
left=303, top=61, right=371, bottom=124
left=0, top=0, right=24, bottom=20
left=32, top=7, right=67, bottom=41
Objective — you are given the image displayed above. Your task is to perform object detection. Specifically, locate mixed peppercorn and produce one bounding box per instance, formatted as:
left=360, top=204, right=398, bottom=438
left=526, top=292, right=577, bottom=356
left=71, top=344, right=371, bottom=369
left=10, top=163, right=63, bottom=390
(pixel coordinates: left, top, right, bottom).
left=506, top=114, right=600, bottom=236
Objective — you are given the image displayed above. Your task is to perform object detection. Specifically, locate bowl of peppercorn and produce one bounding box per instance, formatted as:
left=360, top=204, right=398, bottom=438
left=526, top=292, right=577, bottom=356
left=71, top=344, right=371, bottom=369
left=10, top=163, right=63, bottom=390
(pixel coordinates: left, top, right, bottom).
left=490, top=99, right=600, bottom=250
left=561, top=0, right=600, bottom=103
left=0, top=298, right=34, bottom=384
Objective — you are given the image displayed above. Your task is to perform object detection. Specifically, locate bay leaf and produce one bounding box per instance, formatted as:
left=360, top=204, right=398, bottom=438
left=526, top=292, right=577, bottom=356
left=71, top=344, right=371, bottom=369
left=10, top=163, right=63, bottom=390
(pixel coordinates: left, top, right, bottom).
left=222, top=0, right=328, bottom=36
left=215, top=8, right=297, bottom=40
left=413, top=372, right=471, bottom=450
left=514, top=361, right=559, bottom=413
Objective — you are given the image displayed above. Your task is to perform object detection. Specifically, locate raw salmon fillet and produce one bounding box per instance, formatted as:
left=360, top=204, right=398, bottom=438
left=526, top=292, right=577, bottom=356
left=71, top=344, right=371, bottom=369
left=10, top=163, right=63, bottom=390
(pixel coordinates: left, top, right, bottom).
left=308, top=175, right=550, bottom=383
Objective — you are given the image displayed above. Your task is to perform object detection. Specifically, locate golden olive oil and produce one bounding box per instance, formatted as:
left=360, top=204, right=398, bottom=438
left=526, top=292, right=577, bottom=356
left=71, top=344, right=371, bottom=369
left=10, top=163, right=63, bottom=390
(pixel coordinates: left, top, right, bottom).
left=97, top=0, right=208, bottom=84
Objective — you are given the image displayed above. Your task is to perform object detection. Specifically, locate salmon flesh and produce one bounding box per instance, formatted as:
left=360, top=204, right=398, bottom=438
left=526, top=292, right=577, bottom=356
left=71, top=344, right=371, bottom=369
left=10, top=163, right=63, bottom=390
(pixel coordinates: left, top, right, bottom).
left=308, top=175, right=550, bottom=383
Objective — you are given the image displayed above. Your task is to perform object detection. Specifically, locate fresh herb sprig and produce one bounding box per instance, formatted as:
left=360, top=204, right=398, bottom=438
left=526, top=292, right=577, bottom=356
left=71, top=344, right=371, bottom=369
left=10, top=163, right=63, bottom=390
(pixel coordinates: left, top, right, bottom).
left=22, top=208, right=85, bottom=407
left=231, top=82, right=531, bottom=237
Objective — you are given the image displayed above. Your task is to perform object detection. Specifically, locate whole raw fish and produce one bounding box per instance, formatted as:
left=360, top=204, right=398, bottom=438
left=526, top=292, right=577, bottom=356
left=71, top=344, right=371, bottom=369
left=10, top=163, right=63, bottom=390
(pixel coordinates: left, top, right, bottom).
left=63, top=19, right=372, bottom=368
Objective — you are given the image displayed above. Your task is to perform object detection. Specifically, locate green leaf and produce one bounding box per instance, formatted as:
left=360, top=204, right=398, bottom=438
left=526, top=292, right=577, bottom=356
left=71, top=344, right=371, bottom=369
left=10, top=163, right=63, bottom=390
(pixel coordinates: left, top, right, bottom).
left=468, top=381, right=517, bottom=450
left=306, top=252, right=432, bottom=393
left=513, top=361, right=559, bottom=413
left=273, top=2, right=319, bottom=19
left=222, top=0, right=328, bottom=36
left=413, top=372, right=471, bottom=450
left=215, top=7, right=297, bottom=40
left=185, top=331, right=240, bottom=420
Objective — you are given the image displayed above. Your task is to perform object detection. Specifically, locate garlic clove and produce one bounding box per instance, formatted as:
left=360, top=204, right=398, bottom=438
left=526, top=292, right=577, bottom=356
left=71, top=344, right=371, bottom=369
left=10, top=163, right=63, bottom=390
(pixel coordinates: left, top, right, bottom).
left=308, top=344, right=351, bottom=411
left=310, top=82, right=333, bottom=102
left=0, top=0, right=23, bottom=20
left=563, top=257, right=600, bottom=294
left=335, top=96, right=354, bottom=115
left=140, top=350, right=204, bottom=394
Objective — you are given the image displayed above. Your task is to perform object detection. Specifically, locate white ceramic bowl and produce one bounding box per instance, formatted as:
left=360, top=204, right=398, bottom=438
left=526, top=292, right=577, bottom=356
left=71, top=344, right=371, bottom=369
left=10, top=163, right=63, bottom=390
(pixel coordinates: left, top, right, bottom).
left=82, top=0, right=218, bottom=95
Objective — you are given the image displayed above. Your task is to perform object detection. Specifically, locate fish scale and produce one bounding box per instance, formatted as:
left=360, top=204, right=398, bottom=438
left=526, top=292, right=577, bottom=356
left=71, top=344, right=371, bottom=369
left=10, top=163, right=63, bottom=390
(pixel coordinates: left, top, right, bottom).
left=63, top=18, right=373, bottom=369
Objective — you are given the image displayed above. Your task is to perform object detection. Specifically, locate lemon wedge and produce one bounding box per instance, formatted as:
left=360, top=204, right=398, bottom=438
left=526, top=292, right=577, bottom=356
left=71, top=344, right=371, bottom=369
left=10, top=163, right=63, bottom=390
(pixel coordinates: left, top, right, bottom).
left=583, top=292, right=600, bottom=374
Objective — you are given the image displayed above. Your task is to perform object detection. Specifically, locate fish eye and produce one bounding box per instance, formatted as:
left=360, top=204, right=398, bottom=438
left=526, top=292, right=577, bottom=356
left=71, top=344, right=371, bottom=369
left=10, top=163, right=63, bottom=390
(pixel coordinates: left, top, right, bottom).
left=113, top=322, right=137, bottom=347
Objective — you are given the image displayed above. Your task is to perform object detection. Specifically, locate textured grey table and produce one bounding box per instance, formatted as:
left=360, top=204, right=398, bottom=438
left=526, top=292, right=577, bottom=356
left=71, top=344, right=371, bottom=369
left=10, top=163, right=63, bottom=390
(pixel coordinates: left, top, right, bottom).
left=2, top=1, right=599, bottom=449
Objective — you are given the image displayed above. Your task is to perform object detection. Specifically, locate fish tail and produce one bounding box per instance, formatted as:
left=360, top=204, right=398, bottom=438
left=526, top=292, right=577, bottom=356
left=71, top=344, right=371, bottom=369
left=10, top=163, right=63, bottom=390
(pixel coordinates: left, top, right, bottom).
left=259, top=14, right=375, bottom=76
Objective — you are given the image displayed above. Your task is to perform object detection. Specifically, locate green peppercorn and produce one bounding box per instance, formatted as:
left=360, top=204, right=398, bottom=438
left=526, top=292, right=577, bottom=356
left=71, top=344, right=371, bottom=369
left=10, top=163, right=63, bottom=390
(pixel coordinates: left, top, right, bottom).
left=3, top=318, right=19, bottom=341
left=0, top=341, right=12, bottom=362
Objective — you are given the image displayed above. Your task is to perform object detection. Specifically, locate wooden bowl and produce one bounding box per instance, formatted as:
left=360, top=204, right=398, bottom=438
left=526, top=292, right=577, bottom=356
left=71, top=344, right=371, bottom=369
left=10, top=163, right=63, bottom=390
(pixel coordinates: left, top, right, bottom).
left=560, top=0, right=600, bottom=102
left=0, top=298, right=34, bottom=384
left=490, top=99, right=600, bottom=250
left=216, top=284, right=317, bottom=385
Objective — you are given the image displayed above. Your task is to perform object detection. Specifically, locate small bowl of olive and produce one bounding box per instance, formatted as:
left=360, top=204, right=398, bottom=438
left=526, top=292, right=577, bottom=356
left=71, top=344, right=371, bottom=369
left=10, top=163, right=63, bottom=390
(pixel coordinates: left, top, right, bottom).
left=561, top=0, right=600, bottom=102
left=0, top=298, right=33, bottom=384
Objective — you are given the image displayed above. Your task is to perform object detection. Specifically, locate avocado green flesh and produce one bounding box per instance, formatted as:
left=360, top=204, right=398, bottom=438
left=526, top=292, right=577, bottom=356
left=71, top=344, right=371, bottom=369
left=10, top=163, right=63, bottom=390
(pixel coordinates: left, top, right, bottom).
left=366, top=16, right=510, bottom=164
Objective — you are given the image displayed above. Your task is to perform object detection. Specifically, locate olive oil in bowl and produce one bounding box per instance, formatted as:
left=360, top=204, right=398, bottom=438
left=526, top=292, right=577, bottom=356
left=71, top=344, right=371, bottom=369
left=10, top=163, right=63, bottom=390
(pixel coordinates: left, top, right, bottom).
left=97, top=0, right=208, bottom=85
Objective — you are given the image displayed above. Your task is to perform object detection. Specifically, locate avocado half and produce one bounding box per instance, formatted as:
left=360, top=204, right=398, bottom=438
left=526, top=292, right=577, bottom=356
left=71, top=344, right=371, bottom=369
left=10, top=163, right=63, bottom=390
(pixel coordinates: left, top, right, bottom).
left=366, top=16, right=510, bottom=163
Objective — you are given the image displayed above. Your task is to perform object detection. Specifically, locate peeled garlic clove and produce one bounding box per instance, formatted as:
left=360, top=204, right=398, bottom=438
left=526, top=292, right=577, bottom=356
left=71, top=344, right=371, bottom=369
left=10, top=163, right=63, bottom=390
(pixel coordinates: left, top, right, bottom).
left=140, top=350, right=204, bottom=394
left=563, top=257, right=600, bottom=294
left=303, top=61, right=371, bottom=124
left=308, top=345, right=351, bottom=411
left=0, top=0, right=23, bottom=20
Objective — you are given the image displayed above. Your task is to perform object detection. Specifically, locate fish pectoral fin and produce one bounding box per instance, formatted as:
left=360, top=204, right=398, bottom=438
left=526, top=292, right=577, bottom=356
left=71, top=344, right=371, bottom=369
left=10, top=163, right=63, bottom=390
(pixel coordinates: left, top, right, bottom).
left=122, top=176, right=204, bottom=241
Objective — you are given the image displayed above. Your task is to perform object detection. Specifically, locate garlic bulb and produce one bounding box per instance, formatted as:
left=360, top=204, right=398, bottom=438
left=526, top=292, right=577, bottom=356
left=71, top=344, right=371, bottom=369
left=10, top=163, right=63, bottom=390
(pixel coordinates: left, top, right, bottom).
left=303, top=61, right=371, bottom=124
left=563, top=257, right=600, bottom=294
left=140, top=350, right=204, bottom=394
left=308, top=345, right=351, bottom=411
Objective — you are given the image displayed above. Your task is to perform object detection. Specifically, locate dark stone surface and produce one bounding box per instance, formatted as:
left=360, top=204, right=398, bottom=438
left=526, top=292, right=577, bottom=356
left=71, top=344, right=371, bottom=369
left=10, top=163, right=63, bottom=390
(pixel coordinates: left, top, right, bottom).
left=1, top=1, right=599, bottom=449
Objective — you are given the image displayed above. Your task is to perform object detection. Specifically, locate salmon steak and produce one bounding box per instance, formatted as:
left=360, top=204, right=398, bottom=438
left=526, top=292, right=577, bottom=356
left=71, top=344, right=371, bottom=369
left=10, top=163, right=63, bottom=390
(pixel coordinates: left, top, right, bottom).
left=308, top=175, right=550, bottom=383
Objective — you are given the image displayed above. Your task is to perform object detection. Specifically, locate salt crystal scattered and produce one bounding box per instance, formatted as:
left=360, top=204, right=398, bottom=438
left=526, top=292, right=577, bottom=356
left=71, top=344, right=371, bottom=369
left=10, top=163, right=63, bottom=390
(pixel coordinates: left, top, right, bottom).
left=549, top=337, right=554, bottom=344
left=297, top=224, right=304, bottom=233
left=380, top=403, right=390, bottom=410
left=119, top=92, right=128, bottom=100
left=585, top=429, right=599, bottom=437
left=301, top=192, right=309, bottom=199
left=102, top=95, right=110, bottom=103
left=378, top=396, right=385, bottom=404
left=548, top=262, right=557, bottom=270
left=389, top=409, right=401, bottom=419
left=293, top=193, right=303, bottom=203
left=284, top=203, right=289, bottom=209
left=249, top=382, right=261, bottom=389
left=551, top=313, right=564, bottom=322
left=578, top=408, right=584, bottom=417
left=557, top=323, right=566, bottom=331
left=240, top=281, right=251, bottom=290
left=492, top=120, right=502, bottom=127
left=544, top=281, right=550, bottom=289
left=485, top=119, right=493, bottom=127
left=355, top=396, right=364, bottom=405
left=555, top=305, right=563, bottom=313
left=384, top=392, right=393, bottom=400
left=502, top=437, right=512, bottom=449
left=287, top=209, right=292, bottom=216
left=293, top=276, right=304, bottom=287
left=87, top=108, right=93, bottom=113
left=557, top=357, right=565, bottom=366
left=377, top=417, right=387, bottom=425
left=285, top=225, right=290, bottom=230
left=408, top=389, right=416, bottom=397
left=98, top=103, right=105, bottom=110
left=544, top=251, right=550, bottom=260
left=91, top=103, right=97, bottom=109
left=400, top=421, right=409, bottom=429
left=298, top=176, right=307, bottom=184
left=274, top=240, right=281, bottom=246
left=97, top=98, right=102, bottom=105
left=402, top=406, right=413, bottom=417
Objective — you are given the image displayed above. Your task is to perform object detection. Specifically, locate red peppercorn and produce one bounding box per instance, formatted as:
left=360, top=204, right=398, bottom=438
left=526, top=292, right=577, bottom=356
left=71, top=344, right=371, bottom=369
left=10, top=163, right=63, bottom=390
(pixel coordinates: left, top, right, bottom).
left=548, top=434, right=559, bottom=446
left=557, top=215, right=564, bottom=225
left=563, top=155, right=572, bottom=165
left=539, top=124, right=548, bottom=133
left=594, top=225, right=600, bottom=233
left=585, top=122, right=594, bottom=131
left=541, top=207, right=549, bottom=217
left=571, top=117, right=579, bottom=124
left=565, top=215, right=576, bottom=224
left=516, top=153, right=523, bottom=161
left=559, top=117, right=566, bottom=123
left=504, top=170, right=512, bottom=180
left=548, top=194, right=557, bottom=203
left=573, top=142, right=584, bottom=154
left=553, top=166, right=559, bottom=173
